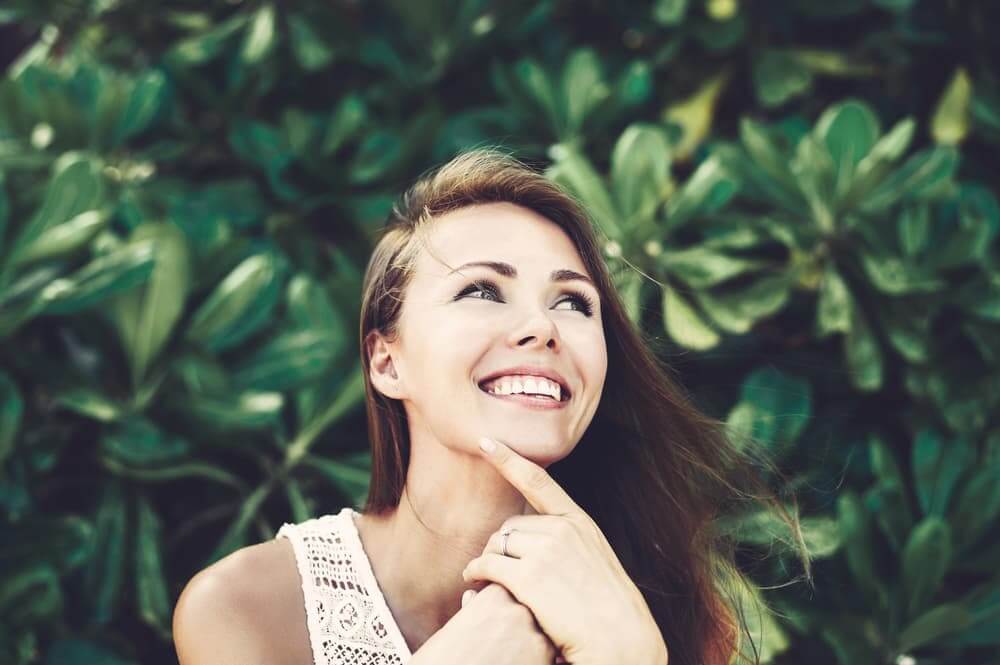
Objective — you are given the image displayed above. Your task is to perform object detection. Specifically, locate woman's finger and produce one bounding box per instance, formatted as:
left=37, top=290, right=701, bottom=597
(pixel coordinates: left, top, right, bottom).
left=461, top=589, right=477, bottom=608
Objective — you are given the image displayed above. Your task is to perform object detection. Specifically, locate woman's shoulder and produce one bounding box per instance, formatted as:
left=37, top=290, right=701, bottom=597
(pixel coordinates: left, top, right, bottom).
left=173, top=536, right=313, bottom=665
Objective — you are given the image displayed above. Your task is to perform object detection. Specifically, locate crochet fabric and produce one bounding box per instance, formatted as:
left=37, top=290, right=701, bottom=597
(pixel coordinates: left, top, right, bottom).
left=276, top=507, right=412, bottom=665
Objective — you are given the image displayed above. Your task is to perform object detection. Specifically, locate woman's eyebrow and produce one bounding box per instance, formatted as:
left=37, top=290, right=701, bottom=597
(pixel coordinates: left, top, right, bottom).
left=447, top=260, right=596, bottom=289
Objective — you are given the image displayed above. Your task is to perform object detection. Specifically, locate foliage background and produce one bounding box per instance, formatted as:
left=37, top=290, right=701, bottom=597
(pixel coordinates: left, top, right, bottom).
left=0, top=1, right=998, bottom=664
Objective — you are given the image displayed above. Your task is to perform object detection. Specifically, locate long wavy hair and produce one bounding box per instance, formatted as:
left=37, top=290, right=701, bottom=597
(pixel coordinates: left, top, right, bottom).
left=357, top=147, right=811, bottom=665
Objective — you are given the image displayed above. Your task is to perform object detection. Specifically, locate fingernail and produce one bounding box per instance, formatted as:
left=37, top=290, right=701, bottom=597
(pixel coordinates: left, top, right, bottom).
left=479, top=437, right=496, bottom=453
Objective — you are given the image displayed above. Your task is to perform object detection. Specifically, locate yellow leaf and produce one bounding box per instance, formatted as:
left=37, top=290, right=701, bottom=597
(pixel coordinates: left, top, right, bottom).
left=931, top=67, right=972, bottom=145
left=662, top=70, right=731, bottom=161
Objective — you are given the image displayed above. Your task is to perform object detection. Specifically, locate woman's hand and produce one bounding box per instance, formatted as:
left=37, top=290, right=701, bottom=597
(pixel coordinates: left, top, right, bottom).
left=462, top=437, right=669, bottom=665
left=409, top=582, right=558, bottom=665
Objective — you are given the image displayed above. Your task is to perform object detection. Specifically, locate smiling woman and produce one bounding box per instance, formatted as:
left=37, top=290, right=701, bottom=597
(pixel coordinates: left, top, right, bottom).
left=173, top=147, right=811, bottom=665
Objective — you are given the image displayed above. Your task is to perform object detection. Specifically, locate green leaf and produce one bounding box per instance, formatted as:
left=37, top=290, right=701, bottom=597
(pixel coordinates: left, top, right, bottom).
left=859, top=251, right=945, bottom=295
left=53, top=387, right=124, bottom=423
left=546, top=145, right=621, bottom=241
left=816, top=263, right=851, bottom=337
left=513, top=58, right=561, bottom=135
left=753, top=49, right=813, bottom=108
left=207, top=482, right=273, bottom=565
left=288, top=14, right=334, bottom=71
left=349, top=129, right=403, bottom=185
left=694, top=272, right=791, bottom=334
left=867, top=435, right=913, bottom=550
left=816, top=100, right=879, bottom=165
left=843, top=301, right=882, bottom=392
left=724, top=366, right=812, bottom=455
left=186, top=253, right=281, bottom=352
left=898, top=204, right=931, bottom=256
left=662, top=282, right=719, bottom=350
left=861, top=146, right=959, bottom=212
left=664, top=155, right=737, bottom=230
left=9, top=209, right=109, bottom=268
left=815, top=100, right=879, bottom=198
left=0, top=563, right=62, bottom=624
left=561, top=48, right=609, bottom=136
left=231, top=329, right=338, bottom=392
left=653, top=0, right=689, bottom=25
left=719, top=508, right=840, bottom=559
left=100, top=417, right=190, bottom=468
left=302, top=452, right=372, bottom=508
left=240, top=4, right=276, bottom=65
left=0, top=371, right=23, bottom=464
left=610, top=123, right=672, bottom=226
left=901, top=517, right=952, bottom=619
left=898, top=603, right=973, bottom=652
left=912, top=428, right=974, bottom=517
left=176, top=389, right=285, bottom=433
left=659, top=246, right=766, bottom=288
left=83, top=481, right=127, bottom=624
left=108, top=222, right=191, bottom=387
left=39, top=240, right=157, bottom=315
left=321, top=94, right=366, bottom=155
left=114, top=69, right=168, bottom=146
left=837, top=491, right=887, bottom=610
left=135, top=495, right=170, bottom=636
left=843, top=116, right=916, bottom=207
left=950, top=460, right=1000, bottom=550
left=9, top=159, right=104, bottom=263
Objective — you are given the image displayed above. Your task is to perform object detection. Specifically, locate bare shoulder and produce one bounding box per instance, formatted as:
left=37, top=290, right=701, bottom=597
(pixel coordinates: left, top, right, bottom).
left=173, top=537, right=312, bottom=665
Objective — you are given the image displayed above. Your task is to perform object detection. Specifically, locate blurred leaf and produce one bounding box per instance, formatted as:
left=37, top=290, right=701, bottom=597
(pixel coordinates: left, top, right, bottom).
left=186, top=253, right=283, bottom=352
left=9, top=210, right=109, bottom=268
left=100, top=417, right=190, bottom=469
left=241, top=4, right=277, bottom=65
left=0, top=372, right=23, bottom=464
left=288, top=15, right=335, bottom=71
left=912, top=428, right=973, bottom=517
left=8, top=159, right=103, bottom=264
left=753, top=49, right=813, bottom=108
left=232, top=329, right=338, bottom=392
left=610, top=123, right=672, bottom=226
left=725, top=366, right=812, bottom=455
left=135, top=495, right=170, bottom=636
left=837, top=490, right=887, bottom=610
left=83, top=481, right=127, bottom=625
left=902, top=517, right=952, bottom=619
left=662, top=71, right=729, bottom=161
left=108, top=222, right=191, bottom=387
left=843, top=301, right=883, bottom=392
left=898, top=603, right=973, bottom=652
left=931, top=67, right=973, bottom=145
left=39, top=240, right=156, bottom=315
left=653, top=0, right=689, bottom=25
left=662, top=282, right=719, bottom=350
left=664, top=155, right=738, bottom=230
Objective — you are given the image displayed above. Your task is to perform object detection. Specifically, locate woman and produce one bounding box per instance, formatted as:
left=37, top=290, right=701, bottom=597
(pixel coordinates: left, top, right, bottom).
left=173, top=148, right=809, bottom=665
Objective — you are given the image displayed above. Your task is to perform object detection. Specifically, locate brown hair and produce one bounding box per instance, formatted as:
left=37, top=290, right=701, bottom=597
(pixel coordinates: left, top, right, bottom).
left=358, top=147, right=812, bottom=665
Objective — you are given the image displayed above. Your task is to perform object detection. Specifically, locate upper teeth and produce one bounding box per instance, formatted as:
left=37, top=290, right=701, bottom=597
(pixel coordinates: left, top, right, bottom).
left=482, top=375, right=562, bottom=401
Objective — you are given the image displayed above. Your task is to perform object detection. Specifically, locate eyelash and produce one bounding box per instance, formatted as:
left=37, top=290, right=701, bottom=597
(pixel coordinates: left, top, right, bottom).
left=456, top=278, right=595, bottom=317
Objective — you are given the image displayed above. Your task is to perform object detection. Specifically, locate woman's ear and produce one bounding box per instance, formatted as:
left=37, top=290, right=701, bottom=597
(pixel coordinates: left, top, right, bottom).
left=367, top=331, right=403, bottom=398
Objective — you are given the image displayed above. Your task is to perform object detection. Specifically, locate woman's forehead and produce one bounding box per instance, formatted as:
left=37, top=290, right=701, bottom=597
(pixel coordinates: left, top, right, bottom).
left=415, top=203, right=589, bottom=277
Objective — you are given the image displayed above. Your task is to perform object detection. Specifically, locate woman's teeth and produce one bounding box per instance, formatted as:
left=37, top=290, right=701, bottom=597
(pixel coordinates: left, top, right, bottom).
left=480, top=376, right=562, bottom=401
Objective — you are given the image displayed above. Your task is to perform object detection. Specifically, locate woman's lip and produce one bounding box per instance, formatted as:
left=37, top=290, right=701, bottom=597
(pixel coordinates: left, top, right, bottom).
left=478, top=387, right=569, bottom=410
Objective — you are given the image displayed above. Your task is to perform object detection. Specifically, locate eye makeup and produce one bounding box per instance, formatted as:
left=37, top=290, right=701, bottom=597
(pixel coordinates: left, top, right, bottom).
left=455, top=278, right=596, bottom=317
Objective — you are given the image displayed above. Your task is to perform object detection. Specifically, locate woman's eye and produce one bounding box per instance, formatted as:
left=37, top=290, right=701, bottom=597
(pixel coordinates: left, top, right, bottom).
left=456, top=279, right=594, bottom=317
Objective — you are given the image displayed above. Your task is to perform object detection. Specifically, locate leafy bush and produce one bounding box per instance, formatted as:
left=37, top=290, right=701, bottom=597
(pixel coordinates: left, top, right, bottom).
left=0, top=1, right=997, bottom=664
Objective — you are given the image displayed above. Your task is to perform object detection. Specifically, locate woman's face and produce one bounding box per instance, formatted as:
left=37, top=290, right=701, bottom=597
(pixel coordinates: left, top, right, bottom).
left=379, top=202, right=608, bottom=465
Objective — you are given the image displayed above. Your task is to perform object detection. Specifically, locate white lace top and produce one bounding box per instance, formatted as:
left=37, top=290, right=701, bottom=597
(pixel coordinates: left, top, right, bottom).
left=275, top=507, right=413, bottom=665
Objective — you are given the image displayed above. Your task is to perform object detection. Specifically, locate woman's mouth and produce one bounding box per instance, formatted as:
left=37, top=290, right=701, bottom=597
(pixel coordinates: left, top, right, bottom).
left=477, top=383, right=570, bottom=410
